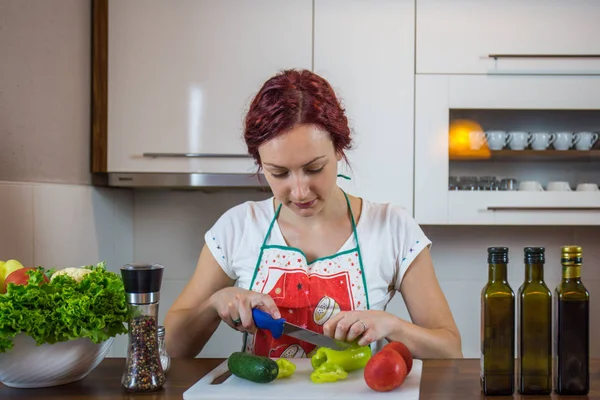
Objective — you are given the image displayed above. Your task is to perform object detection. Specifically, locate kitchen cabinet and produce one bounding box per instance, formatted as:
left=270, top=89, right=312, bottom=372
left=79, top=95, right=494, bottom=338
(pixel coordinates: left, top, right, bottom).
left=314, top=0, right=415, bottom=212
left=415, top=74, right=600, bottom=225
left=416, top=0, right=600, bottom=75
left=98, top=0, right=312, bottom=176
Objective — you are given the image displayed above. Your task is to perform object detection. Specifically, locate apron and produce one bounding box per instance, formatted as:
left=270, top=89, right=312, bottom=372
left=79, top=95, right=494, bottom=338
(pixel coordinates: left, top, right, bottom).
left=243, top=191, right=370, bottom=358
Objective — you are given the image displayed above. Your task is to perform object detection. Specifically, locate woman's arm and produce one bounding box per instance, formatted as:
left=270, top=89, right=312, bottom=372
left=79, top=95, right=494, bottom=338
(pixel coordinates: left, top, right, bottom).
left=324, top=248, right=462, bottom=359
left=387, top=247, right=463, bottom=358
left=164, top=244, right=234, bottom=358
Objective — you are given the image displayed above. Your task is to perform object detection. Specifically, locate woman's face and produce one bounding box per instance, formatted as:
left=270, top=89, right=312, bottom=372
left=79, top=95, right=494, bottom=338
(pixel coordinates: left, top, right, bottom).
left=258, top=124, right=342, bottom=217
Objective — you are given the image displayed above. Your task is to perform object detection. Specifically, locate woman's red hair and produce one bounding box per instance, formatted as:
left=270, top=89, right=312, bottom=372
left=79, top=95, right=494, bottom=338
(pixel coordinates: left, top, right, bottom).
left=244, top=69, right=352, bottom=167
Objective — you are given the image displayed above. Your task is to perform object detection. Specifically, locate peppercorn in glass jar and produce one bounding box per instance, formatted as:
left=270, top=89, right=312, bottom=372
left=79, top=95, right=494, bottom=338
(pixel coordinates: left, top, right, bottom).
left=120, top=264, right=166, bottom=392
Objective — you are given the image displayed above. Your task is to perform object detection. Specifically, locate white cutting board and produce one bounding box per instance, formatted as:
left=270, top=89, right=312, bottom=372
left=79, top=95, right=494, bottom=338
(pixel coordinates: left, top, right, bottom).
left=183, top=358, right=422, bottom=400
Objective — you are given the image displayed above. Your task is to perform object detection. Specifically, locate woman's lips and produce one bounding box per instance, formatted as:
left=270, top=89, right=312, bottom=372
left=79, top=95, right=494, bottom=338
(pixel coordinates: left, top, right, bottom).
left=294, top=199, right=316, bottom=209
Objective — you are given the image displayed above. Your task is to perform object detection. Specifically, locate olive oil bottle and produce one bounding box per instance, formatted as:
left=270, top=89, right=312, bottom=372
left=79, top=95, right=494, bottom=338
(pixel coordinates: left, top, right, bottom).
left=481, top=247, right=515, bottom=396
left=517, top=247, right=552, bottom=394
left=554, top=245, right=589, bottom=395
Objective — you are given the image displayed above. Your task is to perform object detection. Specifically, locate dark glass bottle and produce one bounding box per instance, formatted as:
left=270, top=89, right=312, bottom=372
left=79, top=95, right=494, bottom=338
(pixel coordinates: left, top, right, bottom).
left=517, top=247, right=552, bottom=395
left=554, top=245, right=589, bottom=395
left=480, top=247, right=515, bottom=396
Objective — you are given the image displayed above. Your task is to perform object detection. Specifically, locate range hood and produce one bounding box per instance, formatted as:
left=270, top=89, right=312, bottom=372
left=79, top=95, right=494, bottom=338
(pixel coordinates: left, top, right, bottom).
left=107, top=172, right=267, bottom=189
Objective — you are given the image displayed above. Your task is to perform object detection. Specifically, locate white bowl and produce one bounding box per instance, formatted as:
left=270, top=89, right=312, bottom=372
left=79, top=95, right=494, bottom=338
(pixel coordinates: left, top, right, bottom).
left=0, top=333, right=114, bottom=388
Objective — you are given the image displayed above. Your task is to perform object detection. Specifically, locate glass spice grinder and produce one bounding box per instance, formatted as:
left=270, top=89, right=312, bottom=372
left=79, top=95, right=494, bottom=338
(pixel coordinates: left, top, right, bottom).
left=120, top=263, right=166, bottom=392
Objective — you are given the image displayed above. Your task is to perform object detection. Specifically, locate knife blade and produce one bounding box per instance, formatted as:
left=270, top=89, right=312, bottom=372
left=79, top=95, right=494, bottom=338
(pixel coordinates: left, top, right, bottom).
left=210, top=370, right=232, bottom=385
left=252, top=308, right=351, bottom=351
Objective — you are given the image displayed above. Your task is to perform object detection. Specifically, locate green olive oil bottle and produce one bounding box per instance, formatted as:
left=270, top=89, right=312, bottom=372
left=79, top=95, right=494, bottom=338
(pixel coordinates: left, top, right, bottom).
left=481, top=247, right=515, bottom=395
left=517, top=247, right=552, bottom=395
left=554, top=245, right=589, bottom=395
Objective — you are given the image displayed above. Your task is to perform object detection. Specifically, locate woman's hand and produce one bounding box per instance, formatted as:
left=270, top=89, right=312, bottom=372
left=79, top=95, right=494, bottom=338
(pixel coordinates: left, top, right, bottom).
left=208, top=287, right=280, bottom=334
left=322, top=310, right=398, bottom=347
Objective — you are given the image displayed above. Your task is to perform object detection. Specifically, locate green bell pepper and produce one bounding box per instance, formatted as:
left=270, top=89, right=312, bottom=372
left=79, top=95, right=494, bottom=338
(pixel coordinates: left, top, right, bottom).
left=310, top=363, right=348, bottom=383
left=275, top=358, right=296, bottom=379
left=310, top=343, right=372, bottom=372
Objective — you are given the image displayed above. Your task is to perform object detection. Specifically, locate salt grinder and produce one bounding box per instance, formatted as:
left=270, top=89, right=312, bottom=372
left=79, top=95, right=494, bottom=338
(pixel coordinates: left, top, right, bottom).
left=120, top=263, right=166, bottom=392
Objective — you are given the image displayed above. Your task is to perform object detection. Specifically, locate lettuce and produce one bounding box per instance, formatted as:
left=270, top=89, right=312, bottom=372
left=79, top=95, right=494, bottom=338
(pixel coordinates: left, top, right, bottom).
left=0, top=262, right=128, bottom=353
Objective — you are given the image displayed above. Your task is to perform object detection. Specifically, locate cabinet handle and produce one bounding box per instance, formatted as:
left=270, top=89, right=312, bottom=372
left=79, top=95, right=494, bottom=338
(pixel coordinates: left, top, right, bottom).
left=487, top=206, right=600, bottom=211
left=488, top=54, right=600, bottom=59
left=142, top=153, right=251, bottom=158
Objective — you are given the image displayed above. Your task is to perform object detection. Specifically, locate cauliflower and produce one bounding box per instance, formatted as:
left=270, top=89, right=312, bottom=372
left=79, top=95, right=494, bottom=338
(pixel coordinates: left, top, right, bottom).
left=51, top=267, right=93, bottom=283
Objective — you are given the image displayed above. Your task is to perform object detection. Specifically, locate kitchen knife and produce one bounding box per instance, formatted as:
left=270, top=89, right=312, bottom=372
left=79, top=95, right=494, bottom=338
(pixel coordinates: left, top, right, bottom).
left=252, top=308, right=351, bottom=351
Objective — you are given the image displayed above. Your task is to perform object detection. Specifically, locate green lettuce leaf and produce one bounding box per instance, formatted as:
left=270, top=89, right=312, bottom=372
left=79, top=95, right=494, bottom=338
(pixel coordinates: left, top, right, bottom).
left=0, top=262, right=128, bottom=353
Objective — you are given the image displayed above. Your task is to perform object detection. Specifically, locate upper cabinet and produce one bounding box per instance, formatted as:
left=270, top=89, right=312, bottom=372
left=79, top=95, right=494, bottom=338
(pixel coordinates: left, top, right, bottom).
left=314, top=0, right=415, bottom=213
left=96, top=0, right=312, bottom=175
left=415, top=74, right=600, bottom=226
left=416, top=0, right=600, bottom=74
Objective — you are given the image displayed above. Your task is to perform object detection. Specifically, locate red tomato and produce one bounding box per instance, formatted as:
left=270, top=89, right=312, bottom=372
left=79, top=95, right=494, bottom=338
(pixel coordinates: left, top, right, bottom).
left=364, top=348, right=408, bottom=392
left=384, top=341, right=413, bottom=374
left=5, top=268, right=48, bottom=289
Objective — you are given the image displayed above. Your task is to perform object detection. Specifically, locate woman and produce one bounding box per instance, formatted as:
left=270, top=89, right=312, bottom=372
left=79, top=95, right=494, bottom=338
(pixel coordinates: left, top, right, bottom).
left=164, top=69, right=462, bottom=359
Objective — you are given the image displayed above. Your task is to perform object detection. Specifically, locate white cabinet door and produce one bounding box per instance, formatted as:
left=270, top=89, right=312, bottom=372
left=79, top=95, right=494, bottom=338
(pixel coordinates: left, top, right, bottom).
left=415, top=74, right=600, bottom=225
left=314, top=0, right=415, bottom=213
left=107, top=1, right=312, bottom=173
left=417, top=0, right=600, bottom=74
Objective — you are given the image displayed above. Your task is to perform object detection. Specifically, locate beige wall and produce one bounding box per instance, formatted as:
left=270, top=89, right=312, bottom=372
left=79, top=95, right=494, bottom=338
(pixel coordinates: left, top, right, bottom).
left=0, top=0, right=92, bottom=184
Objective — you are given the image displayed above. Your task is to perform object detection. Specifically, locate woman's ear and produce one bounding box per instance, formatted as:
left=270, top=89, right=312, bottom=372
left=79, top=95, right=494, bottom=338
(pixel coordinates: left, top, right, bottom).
left=336, top=151, right=344, bottom=162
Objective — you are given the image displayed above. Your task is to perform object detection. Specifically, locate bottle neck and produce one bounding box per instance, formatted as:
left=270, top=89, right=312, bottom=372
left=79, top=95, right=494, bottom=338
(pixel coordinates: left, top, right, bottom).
left=524, top=263, right=544, bottom=282
left=562, top=265, right=582, bottom=281
left=488, top=263, right=508, bottom=282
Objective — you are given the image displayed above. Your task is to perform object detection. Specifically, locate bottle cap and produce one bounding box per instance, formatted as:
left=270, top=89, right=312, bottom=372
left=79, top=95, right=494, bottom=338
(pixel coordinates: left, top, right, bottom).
left=487, top=247, right=508, bottom=264
left=120, top=263, right=164, bottom=304
left=524, top=247, right=545, bottom=264
left=561, top=245, right=583, bottom=265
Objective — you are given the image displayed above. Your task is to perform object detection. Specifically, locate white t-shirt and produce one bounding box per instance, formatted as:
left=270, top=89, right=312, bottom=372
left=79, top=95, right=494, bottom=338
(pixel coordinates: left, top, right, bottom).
left=205, top=197, right=432, bottom=312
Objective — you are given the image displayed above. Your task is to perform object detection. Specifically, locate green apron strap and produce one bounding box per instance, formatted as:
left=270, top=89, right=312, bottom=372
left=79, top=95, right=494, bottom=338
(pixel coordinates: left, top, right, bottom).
left=341, top=190, right=370, bottom=310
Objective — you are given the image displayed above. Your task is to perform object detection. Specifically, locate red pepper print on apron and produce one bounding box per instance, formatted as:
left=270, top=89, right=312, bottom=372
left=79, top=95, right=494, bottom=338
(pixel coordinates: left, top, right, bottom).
left=244, top=191, right=370, bottom=358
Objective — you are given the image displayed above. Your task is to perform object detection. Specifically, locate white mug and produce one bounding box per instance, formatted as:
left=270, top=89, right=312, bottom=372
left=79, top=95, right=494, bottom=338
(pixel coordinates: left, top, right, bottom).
left=574, top=132, right=599, bottom=151
left=519, top=181, right=544, bottom=191
left=485, top=130, right=510, bottom=151
left=547, top=181, right=572, bottom=192
left=553, top=132, right=575, bottom=151
left=469, top=131, right=487, bottom=150
left=508, top=131, right=533, bottom=151
left=530, top=132, right=556, bottom=151
left=576, top=183, right=599, bottom=191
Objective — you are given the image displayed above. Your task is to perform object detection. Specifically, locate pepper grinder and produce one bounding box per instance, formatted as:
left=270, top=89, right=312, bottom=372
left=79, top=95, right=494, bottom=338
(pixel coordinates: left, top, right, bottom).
left=120, top=263, right=166, bottom=392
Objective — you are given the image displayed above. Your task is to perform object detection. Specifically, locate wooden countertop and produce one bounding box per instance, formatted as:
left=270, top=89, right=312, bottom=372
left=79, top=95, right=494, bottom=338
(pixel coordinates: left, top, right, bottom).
left=0, top=358, right=599, bottom=399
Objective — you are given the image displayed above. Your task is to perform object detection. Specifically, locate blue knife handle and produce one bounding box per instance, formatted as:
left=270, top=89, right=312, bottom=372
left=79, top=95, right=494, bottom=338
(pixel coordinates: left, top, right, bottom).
left=252, top=308, right=285, bottom=339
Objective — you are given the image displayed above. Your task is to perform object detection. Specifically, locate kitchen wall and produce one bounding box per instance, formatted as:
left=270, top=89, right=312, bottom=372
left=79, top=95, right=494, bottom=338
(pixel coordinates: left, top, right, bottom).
left=0, top=0, right=135, bottom=358
left=2, top=0, right=599, bottom=361
left=0, top=0, right=92, bottom=185
left=0, top=0, right=134, bottom=268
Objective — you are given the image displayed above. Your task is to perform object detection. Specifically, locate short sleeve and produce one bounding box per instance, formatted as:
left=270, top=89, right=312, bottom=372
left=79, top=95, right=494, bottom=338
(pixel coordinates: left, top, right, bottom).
left=204, top=203, right=249, bottom=280
left=391, top=206, right=432, bottom=291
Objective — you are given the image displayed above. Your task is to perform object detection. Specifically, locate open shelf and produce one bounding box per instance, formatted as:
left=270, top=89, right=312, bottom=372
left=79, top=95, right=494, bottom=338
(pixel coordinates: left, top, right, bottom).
left=450, top=150, right=600, bottom=162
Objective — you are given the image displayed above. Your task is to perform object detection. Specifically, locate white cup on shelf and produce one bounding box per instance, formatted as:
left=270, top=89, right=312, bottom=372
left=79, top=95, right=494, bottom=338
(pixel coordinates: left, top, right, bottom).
left=468, top=130, right=487, bottom=150
left=573, top=132, right=599, bottom=151
left=508, top=131, right=533, bottom=151
left=576, top=183, right=599, bottom=191
left=519, top=181, right=544, bottom=191
left=530, top=132, right=556, bottom=151
left=547, top=181, right=572, bottom=192
left=485, top=130, right=509, bottom=150
left=553, top=132, right=575, bottom=151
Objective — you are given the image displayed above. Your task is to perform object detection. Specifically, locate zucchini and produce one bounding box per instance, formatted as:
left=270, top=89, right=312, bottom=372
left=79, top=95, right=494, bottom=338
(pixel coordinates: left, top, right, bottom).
left=227, top=352, right=279, bottom=384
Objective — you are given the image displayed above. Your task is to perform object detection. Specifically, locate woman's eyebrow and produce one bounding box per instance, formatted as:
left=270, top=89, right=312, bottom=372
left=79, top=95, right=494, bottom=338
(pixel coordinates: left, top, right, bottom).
left=263, top=155, right=327, bottom=169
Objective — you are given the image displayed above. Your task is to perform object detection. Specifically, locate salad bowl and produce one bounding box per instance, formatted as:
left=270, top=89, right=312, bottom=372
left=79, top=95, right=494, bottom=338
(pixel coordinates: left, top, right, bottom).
left=0, top=334, right=114, bottom=388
